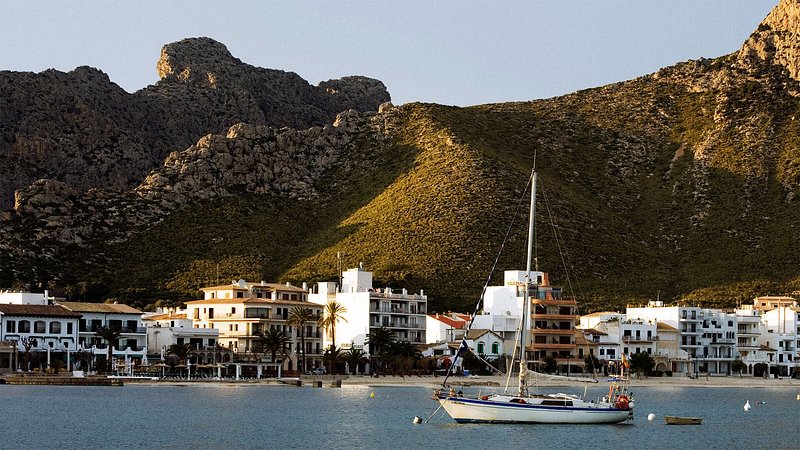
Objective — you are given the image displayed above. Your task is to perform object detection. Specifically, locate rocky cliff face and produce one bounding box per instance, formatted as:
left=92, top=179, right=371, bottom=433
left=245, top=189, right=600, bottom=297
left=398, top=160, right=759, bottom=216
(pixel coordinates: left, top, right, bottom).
left=738, top=0, right=800, bottom=80
left=0, top=37, right=389, bottom=211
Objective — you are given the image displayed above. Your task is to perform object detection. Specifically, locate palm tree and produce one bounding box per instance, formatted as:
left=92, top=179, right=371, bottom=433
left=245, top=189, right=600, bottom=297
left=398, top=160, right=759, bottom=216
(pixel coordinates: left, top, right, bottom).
left=256, top=329, right=291, bottom=374
left=322, top=345, right=344, bottom=374
left=366, top=327, right=394, bottom=376
left=344, top=348, right=369, bottom=375
left=167, top=343, right=195, bottom=377
left=287, top=306, right=314, bottom=373
left=95, top=326, right=121, bottom=373
left=318, top=301, right=348, bottom=354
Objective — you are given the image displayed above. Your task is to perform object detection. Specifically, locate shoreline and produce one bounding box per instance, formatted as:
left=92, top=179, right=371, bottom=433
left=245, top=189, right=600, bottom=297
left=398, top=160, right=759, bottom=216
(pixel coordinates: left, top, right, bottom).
left=112, top=373, right=800, bottom=389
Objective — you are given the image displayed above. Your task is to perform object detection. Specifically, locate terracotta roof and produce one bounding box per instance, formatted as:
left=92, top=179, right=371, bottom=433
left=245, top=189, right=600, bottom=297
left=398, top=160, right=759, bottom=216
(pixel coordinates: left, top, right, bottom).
left=465, top=329, right=502, bottom=340
left=581, top=328, right=608, bottom=336
left=574, top=333, right=598, bottom=346
left=185, top=298, right=321, bottom=307
left=0, top=304, right=81, bottom=318
left=143, top=313, right=188, bottom=321
left=656, top=322, right=678, bottom=331
left=582, top=311, right=620, bottom=317
left=428, top=314, right=467, bottom=329
left=58, top=301, right=143, bottom=314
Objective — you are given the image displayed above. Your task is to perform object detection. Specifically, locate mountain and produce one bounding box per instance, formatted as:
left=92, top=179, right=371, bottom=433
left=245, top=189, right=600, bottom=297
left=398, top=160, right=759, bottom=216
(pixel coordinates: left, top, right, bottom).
left=0, top=37, right=389, bottom=211
left=3, top=2, right=800, bottom=312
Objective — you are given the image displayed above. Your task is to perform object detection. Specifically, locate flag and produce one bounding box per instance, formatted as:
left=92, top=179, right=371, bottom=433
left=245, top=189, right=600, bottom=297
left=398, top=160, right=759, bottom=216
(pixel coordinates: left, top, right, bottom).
left=621, top=353, right=630, bottom=369
left=455, top=338, right=469, bottom=359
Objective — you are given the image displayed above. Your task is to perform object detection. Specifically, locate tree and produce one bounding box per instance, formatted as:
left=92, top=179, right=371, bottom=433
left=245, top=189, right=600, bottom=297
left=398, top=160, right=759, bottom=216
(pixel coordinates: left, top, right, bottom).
left=366, top=327, right=394, bottom=376
left=384, top=341, right=422, bottom=376
left=322, top=345, right=344, bottom=374
left=19, top=337, right=35, bottom=371
left=344, top=347, right=369, bottom=375
left=167, top=343, right=195, bottom=367
left=541, top=355, right=558, bottom=374
left=255, top=329, right=291, bottom=374
left=318, top=301, right=348, bottom=355
left=287, top=306, right=314, bottom=373
left=629, top=352, right=655, bottom=378
left=584, top=354, right=601, bottom=377
left=95, top=326, right=122, bottom=373
left=731, top=359, right=746, bottom=378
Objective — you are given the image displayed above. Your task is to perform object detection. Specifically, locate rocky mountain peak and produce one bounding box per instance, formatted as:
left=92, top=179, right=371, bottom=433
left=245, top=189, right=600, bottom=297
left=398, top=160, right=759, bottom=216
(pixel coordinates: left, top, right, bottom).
left=737, top=0, right=800, bottom=80
left=156, top=37, right=241, bottom=85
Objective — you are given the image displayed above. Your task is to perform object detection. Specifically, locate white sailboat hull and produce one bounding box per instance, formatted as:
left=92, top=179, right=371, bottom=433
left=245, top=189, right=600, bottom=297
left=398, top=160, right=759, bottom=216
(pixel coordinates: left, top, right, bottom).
left=438, top=396, right=632, bottom=424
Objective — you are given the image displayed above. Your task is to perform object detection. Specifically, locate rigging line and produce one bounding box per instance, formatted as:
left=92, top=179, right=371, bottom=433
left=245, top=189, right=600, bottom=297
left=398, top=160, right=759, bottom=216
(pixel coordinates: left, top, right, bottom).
left=440, top=171, right=534, bottom=389
left=466, top=171, right=534, bottom=331
left=540, top=184, right=584, bottom=302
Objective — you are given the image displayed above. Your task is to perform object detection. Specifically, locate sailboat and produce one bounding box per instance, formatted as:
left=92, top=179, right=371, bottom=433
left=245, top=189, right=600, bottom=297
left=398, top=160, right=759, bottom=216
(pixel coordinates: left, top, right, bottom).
left=435, top=169, right=634, bottom=424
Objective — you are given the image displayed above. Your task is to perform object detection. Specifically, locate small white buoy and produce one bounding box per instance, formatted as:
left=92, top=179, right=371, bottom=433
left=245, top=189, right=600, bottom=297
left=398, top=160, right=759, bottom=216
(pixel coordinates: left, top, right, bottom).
left=744, top=400, right=751, bottom=411
left=647, top=413, right=656, bottom=421
left=413, top=416, right=423, bottom=424
left=796, top=394, right=800, bottom=401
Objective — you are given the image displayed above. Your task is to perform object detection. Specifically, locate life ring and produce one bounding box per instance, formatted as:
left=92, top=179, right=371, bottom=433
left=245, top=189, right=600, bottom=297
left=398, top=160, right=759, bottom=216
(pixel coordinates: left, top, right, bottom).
left=615, top=395, right=629, bottom=409
left=480, top=395, right=489, bottom=401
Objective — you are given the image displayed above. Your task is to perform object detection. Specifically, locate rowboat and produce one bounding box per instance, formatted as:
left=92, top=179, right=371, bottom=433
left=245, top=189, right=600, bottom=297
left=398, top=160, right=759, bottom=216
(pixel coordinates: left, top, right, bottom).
left=665, top=416, right=702, bottom=425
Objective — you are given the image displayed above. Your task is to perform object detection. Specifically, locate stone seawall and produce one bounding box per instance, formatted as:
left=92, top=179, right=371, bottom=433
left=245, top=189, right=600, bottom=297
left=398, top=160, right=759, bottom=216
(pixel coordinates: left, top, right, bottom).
left=1, top=375, right=123, bottom=386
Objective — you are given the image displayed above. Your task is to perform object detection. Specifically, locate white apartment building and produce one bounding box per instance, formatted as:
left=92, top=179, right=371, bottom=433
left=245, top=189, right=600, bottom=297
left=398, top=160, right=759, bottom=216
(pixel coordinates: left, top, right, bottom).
left=58, top=302, right=148, bottom=369
left=142, top=309, right=222, bottom=363
left=308, top=266, right=427, bottom=354
left=0, top=303, right=81, bottom=370
left=186, top=279, right=325, bottom=374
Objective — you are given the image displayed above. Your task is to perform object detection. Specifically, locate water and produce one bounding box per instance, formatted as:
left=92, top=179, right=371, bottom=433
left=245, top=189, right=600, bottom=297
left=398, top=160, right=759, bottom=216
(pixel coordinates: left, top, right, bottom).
left=1, top=383, right=799, bottom=449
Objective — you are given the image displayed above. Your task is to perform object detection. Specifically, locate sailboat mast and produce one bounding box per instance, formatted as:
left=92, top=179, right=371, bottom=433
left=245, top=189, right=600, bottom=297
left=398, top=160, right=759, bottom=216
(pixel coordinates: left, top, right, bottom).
left=519, top=169, right=537, bottom=397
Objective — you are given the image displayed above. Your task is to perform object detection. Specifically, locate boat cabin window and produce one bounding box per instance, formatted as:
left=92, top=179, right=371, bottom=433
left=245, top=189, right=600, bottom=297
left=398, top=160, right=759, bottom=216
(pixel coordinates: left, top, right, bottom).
left=541, top=400, right=573, bottom=406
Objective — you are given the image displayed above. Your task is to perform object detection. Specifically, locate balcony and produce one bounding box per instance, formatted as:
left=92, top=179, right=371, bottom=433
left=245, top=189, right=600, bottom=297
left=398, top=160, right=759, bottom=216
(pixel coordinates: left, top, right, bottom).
left=622, top=336, right=655, bottom=343
left=531, top=314, right=578, bottom=321
left=531, top=298, right=576, bottom=307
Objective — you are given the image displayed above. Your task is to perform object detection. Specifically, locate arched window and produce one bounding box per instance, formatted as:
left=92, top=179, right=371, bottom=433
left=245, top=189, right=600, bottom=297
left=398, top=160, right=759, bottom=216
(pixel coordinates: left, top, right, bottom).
left=491, top=342, right=500, bottom=354
left=477, top=342, right=485, bottom=354
left=34, top=321, right=46, bottom=333
left=50, top=322, right=62, bottom=334
left=19, top=320, right=30, bottom=333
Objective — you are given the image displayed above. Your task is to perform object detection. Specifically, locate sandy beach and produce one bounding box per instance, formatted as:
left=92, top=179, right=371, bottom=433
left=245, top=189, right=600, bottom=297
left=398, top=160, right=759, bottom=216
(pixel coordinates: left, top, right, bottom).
left=301, top=373, right=800, bottom=389
left=120, top=372, right=800, bottom=390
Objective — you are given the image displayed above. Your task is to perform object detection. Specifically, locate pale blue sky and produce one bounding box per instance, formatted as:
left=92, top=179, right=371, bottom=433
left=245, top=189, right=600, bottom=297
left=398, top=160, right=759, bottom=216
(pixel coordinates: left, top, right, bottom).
left=1, top=1, right=778, bottom=106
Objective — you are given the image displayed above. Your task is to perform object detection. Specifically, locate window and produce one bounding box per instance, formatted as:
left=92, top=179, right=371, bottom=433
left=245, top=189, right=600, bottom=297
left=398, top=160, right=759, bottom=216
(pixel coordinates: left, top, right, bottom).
left=231, top=307, right=236, bottom=314
left=477, top=342, right=485, bottom=354
left=49, top=322, right=61, bottom=334
left=193, top=309, right=199, bottom=320
left=19, top=320, right=30, bottom=333
left=6, top=321, right=15, bottom=333
left=236, top=292, right=243, bottom=298
left=67, top=323, right=73, bottom=334
left=34, top=321, right=46, bottom=333
left=208, top=308, right=214, bottom=319
left=491, top=342, right=499, bottom=354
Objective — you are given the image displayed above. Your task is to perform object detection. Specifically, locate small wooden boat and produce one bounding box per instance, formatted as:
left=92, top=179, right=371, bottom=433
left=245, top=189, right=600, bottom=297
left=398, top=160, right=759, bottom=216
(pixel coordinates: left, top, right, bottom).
left=665, top=415, right=702, bottom=425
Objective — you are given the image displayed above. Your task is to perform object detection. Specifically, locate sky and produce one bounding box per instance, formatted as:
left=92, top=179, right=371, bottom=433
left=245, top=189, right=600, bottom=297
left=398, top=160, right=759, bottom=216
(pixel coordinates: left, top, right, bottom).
left=1, top=1, right=779, bottom=107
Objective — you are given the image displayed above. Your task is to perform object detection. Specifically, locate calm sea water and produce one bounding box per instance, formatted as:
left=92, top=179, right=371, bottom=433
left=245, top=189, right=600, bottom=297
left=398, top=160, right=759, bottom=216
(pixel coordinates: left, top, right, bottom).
left=1, top=382, right=799, bottom=449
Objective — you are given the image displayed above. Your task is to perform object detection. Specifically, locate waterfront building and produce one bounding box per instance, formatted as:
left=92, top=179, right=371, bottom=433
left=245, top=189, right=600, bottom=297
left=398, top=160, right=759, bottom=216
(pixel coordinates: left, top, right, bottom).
left=58, top=301, right=148, bottom=371
left=465, top=329, right=505, bottom=360
left=426, top=312, right=469, bottom=344
left=142, top=309, right=224, bottom=364
left=307, top=266, right=428, bottom=354
left=0, top=303, right=80, bottom=371
left=760, top=306, right=799, bottom=376
left=186, top=279, right=325, bottom=374
left=472, top=270, right=578, bottom=373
